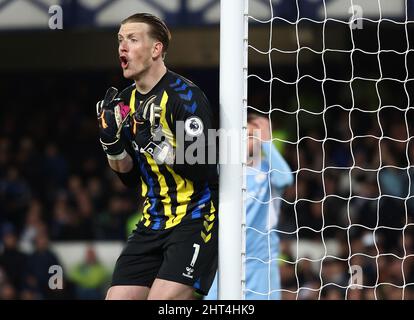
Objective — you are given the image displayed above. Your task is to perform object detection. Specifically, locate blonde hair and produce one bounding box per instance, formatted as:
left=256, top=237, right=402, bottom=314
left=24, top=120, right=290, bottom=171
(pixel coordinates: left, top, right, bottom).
left=122, top=13, right=171, bottom=58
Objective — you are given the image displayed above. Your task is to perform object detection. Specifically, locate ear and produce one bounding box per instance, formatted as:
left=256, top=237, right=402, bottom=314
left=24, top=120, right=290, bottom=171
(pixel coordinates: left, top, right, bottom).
left=152, top=41, right=164, bottom=59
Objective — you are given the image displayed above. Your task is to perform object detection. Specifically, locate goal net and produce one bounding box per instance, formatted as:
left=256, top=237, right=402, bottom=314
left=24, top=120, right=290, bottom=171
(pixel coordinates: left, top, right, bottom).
left=244, top=0, right=414, bottom=300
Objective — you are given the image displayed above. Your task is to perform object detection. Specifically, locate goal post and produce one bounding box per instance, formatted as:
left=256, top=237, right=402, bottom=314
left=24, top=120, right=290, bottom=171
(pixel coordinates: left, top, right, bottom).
left=219, top=0, right=414, bottom=300
left=218, top=0, right=248, bottom=300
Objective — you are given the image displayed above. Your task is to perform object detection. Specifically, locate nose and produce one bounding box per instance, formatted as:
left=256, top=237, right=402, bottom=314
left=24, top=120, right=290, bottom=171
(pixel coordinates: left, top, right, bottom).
left=119, top=40, right=128, bottom=53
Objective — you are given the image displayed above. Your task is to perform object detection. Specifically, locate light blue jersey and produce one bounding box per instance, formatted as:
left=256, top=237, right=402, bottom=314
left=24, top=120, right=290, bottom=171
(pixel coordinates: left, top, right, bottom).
left=205, top=141, right=293, bottom=300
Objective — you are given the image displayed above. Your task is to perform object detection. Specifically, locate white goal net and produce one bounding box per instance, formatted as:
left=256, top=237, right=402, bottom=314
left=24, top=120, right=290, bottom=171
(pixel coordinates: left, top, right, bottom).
left=245, top=0, right=414, bottom=300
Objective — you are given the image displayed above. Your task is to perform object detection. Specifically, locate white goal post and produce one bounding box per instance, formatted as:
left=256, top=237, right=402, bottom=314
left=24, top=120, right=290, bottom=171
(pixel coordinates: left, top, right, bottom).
left=219, top=0, right=414, bottom=300
left=218, top=0, right=248, bottom=300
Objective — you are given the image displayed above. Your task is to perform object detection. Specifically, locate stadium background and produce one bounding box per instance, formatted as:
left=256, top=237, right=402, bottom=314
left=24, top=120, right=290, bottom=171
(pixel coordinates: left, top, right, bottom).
left=0, top=0, right=413, bottom=299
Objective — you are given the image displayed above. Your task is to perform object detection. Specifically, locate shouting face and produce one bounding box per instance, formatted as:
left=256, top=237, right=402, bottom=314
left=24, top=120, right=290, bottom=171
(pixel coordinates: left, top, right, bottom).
left=118, top=22, right=163, bottom=80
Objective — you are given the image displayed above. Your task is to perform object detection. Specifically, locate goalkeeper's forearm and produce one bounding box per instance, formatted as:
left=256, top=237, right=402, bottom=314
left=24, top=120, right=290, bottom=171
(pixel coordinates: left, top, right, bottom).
left=108, top=153, right=133, bottom=173
left=108, top=154, right=141, bottom=189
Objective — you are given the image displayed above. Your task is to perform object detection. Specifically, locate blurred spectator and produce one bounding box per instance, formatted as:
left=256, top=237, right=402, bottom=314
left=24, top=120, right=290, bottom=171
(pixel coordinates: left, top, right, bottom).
left=19, top=199, right=47, bottom=254
left=86, top=176, right=106, bottom=213
left=25, top=231, right=61, bottom=299
left=43, top=143, right=68, bottom=190
left=347, top=287, right=364, bottom=300
left=0, top=137, right=11, bottom=170
left=0, top=223, right=27, bottom=291
left=297, top=280, right=320, bottom=300
left=321, top=258, right=348, bottom=288
left=279, top=254, right=297, bottom=300
left=67, top=175, right=95, bottom=240
left=0, top=167, right=31, bottom=226
left=96, top=196, right=131, bottom=240
left=68, top=246, right=109, bottom=300
left=322, top=286, right=344, bottom=300
left=15, top=138, right=43, bottom=196
left=297, top=259, right=319, bottom=287
left=20, top=288, right=42, bottom=300
left=50, top=191, right=93, bottom=240
left=379, top=141, right=408, bottom=198
left=0, top=266, right=6, bottom=286
left=0, top=282, right=17, bottom=300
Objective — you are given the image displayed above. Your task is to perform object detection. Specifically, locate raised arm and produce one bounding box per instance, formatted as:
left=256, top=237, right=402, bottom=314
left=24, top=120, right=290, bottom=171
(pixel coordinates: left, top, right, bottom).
left=251, top=116, right=293, bottom=190
left=96, top=87, right=140, bottom=188
left=262, top=141, right=294, bottom=189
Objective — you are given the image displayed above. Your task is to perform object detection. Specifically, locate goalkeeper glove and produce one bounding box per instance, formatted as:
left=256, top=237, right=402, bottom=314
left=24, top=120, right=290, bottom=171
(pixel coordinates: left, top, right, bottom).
left=96, top=87, right=131, bottom=159
left=132, top=95, right=174, bottom=164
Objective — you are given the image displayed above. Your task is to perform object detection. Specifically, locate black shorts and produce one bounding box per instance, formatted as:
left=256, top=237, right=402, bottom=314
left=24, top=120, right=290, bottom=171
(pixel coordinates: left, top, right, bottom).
left=111, top=216, right=218, bottom=296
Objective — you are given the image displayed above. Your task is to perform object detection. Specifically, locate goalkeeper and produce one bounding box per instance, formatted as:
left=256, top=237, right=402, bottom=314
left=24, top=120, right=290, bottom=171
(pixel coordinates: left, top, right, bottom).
left=205, top=112, right=293, bottom=300
left=96, top=13, right=218, bottom=300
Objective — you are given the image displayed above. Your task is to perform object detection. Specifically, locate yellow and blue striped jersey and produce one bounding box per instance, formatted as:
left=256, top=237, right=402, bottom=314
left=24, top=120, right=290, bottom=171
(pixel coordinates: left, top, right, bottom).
left=119, top=70, right=218, bottom=230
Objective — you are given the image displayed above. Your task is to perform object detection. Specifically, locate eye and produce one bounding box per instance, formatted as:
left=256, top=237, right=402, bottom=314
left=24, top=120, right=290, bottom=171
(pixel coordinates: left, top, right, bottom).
left=131, top=38, right=137, bottom=43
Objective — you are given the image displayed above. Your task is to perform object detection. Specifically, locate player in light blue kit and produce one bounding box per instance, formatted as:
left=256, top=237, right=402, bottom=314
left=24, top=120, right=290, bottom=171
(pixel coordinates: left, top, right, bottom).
left=205, top=112, right=294, bottom=300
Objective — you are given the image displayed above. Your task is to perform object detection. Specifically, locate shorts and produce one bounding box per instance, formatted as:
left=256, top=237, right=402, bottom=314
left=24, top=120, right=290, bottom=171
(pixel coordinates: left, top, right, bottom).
left=111, top=215, right=218, bottom=296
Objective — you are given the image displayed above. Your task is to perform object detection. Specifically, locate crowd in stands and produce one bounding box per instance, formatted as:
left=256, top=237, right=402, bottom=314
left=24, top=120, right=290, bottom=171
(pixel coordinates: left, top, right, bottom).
left=1, top=67, right=413, bottom=299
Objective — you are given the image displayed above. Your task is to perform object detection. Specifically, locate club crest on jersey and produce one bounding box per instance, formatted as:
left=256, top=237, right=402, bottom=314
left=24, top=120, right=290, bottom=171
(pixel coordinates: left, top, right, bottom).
left=184, top=117, right=203, bottom=137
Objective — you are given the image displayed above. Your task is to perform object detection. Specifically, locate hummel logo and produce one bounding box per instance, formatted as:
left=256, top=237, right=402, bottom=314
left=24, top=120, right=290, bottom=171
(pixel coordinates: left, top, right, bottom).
left=182, top=267, right=194, bottom=279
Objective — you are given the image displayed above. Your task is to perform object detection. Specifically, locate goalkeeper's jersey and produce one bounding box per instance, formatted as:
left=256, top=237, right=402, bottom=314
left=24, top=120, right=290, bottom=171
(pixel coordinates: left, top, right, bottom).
left=119, top=70, right=218, bottom=231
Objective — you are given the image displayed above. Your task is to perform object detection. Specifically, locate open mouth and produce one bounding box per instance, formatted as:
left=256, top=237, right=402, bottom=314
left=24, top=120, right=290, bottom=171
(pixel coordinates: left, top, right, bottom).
left=120, top=56, right=129, bottom=69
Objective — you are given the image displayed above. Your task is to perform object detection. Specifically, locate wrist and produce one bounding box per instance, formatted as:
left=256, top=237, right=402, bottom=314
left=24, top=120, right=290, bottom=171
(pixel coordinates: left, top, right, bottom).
left=106, top=150, right=128, bottom=161
left=108, top=153, right=133, bottom=173
left=100, top=137, right=125, bottom=156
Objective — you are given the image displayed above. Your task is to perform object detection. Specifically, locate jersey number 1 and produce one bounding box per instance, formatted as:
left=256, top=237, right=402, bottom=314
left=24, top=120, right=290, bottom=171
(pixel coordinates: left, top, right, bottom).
left=190, top=243, right=200, bottom=267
